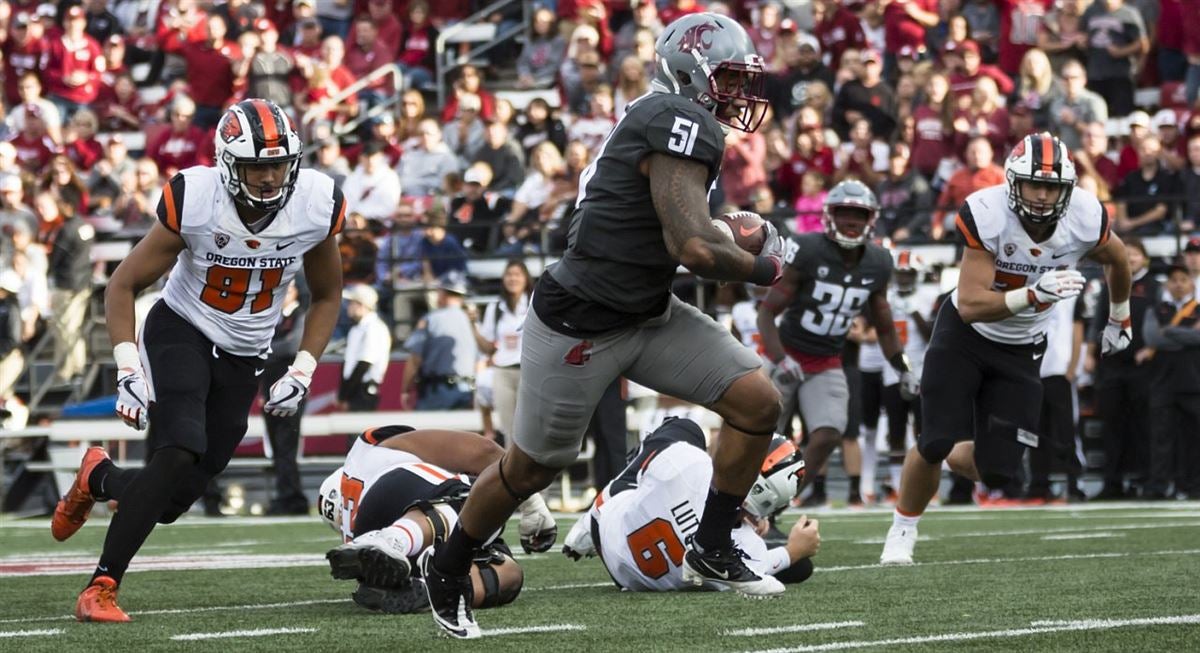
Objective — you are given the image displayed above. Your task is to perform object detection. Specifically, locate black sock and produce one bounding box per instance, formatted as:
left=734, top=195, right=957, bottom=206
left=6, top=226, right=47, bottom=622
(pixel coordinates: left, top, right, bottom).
left=433, top=524, right=485, bottom=577
left=694, top=488, right=743, bottom=551
left=848, top=476, right=861, bottom=499
left=91, top=447, right=196, bottom=585
left=88, top=460, right=137, bottom=502
left=812, top=475, right=827, bottom=496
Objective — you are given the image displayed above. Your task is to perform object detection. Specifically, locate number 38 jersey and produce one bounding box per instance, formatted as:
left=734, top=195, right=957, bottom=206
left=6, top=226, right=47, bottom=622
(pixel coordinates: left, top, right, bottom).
left=157, top=166, right=345, bottom=357
left=952, top=184, right=1109, bottom=345
left=778, top=232, right=893, bottom=356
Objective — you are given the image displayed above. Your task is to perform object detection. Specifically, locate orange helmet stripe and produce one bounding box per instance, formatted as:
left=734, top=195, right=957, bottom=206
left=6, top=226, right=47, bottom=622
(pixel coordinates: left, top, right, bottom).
left=761, top=439, right=798, bottom=473
left=251, top=100, right=281, bottom=148
left=1040, top=133, right=1054, bottom=174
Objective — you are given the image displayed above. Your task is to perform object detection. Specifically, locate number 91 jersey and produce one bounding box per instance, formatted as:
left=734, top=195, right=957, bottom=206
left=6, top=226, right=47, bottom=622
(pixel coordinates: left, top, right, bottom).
left=778, top=232, right=893, bottom=356
left=158, top=166, right=345, bottom=357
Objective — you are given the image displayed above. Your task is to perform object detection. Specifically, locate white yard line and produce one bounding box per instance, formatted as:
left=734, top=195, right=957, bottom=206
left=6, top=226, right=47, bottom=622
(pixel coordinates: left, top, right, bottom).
left=744, top=614, right=1200, bottom=653
left=0, top=629, right=62, bottom=638
left=725, top=621, right=866, bottom=637
left=524, top=582, right=613, bottom=591
left=0, top=598, right=348, bottom=625
left=482, top=624, right=586, bottom=636
left=1041, top=531, right=1125, bottom=541
left=816, top=548, right=1200, bottom=573
left=170, top=627, right=317, bottom=641
left=843, top=520, right=1200, bottom=544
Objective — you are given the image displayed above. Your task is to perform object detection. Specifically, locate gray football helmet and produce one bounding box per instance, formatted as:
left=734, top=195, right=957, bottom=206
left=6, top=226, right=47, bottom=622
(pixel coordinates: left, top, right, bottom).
left=652, top=12, right=768, bottom=133
left=823, top=179, right=880, bottom=249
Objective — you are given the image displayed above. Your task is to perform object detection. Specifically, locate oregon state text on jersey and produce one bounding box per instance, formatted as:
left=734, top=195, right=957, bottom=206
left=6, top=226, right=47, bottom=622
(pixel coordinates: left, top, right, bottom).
left=952, top=184, right=1109, bottom=345
left=549, top=92, right=726, bottom=317
left=777, top=232, right=893, bottom=356
left=157, top=167, right=346, bottom=357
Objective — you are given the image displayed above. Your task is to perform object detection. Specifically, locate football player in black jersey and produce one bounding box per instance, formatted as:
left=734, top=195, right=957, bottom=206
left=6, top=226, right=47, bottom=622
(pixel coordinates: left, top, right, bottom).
left=758, top=181, right=920, bottom=505
left=421, top=13, right=791, bottom=638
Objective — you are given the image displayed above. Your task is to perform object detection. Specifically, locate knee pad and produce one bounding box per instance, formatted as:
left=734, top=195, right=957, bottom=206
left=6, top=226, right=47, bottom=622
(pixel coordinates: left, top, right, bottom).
left=917, top=436, right=955, bottom=465
left=774, top=557, right=814, bottom=585
left=473, top=544, right=522, bottom=608
left=975, top=415, right=1036, bottom=488
left=403, top=500, right=461, bottom=547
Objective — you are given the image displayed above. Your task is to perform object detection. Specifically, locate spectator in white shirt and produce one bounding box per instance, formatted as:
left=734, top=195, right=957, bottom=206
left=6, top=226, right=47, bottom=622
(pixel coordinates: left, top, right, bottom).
left=471, top=260, right=532, bottom=439
left=341, top=141, right=402, bottom=221
left=338, top=283, right=393, bottom=411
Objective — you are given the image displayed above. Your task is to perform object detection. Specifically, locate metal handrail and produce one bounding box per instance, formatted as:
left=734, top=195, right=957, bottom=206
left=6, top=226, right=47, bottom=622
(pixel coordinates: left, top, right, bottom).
left=434, top=0, right=531, bottom=108
left=300, top=63, right=405, bottom=133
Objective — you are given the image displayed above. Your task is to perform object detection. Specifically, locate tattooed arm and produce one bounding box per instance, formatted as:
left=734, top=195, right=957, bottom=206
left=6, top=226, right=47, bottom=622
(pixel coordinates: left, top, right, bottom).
left=646, top=152, right=758, bottom=281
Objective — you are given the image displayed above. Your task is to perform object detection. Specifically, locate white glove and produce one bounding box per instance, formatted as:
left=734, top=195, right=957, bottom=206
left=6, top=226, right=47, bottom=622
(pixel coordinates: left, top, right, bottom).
left=899, top=369, right=920, bottom=401
left=1030, top=269, right=1086, bottom=305
left=517, top=492, right=557, bottom=554
left=265, top=351, right=316, bottom=417
left=1102, top=300, right=1132, bottom=356
left=757, top=220, right=785, bottom=286
left=771, top=354, right=804, bottom=387
left=114, top=342, right=149, bottom=431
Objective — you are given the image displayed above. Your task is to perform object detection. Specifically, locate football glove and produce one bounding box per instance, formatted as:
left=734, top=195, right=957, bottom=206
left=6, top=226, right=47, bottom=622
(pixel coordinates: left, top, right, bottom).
left=757, top=220, right=785, bottom=286
left=898, top=369, right=920, bottom=401
left=113, top=342, right=149, bottom=431
left=770, top=354, right=804, bottom=387
left=265, top=351, right=316, bottom=417
left=1030, top=269, right=1086, bottom=305
left=517, top=492, right=557, bottom=554
left=1102, top=300, right=1132, bottom=356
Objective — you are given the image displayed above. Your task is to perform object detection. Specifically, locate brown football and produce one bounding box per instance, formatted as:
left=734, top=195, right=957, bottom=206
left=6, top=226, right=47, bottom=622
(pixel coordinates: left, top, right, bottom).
left=711, top=211, right=768, bottom=255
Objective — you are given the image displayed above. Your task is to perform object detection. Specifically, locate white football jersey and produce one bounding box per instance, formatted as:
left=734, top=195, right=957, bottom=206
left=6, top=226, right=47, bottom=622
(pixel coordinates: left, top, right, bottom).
left=157, top=167, right=345, bottom=357
left=881, top=286, right=939, bottom=386
left=590, top=442, right=780, bottom=591
left=951, top=184, right=1109, bottom=345
left=730, top=300, right=761, bottom=350
left=858, top=341, right=885, bottom=372
left=338, top=434, right=469, bottom=543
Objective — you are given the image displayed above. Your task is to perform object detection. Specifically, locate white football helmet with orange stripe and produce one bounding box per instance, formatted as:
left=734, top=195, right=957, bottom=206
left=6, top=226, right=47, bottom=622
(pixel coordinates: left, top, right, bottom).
left=893, top=250, right=926, bottom=294
left=744, top=436, right=805, bottom=519
left=1005, top=132, right=1076, bottom=225
left=318, top=468, right=344, bottom=534
left=215, top=98, right=303, bottom=212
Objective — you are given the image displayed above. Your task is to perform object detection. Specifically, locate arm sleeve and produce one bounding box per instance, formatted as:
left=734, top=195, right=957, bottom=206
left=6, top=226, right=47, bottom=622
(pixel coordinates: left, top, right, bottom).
left=155, top=173, right=186, bottom=234
left=955, top=202, right=988, bottom=251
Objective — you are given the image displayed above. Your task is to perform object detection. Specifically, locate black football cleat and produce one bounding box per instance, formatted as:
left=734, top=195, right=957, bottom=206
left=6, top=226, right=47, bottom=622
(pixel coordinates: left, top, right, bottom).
left=352, top=581, right=430, bottom=614
left=681, top=542, right=784, bottom=597
left=418, top=549, right=481, bottom=639
left=326, top=530, right=413, bottom=589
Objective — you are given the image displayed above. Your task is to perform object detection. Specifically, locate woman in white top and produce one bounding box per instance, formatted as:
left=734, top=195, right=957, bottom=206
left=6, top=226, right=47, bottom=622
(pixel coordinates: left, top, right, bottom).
left=473, top=260, right=533, bottom=439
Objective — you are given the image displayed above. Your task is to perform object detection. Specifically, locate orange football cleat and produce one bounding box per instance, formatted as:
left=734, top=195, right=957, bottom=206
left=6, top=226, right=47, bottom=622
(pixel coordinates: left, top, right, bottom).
left=51, top=447, right=110, bottom=542
left=76, top=576, right=130, bottom=623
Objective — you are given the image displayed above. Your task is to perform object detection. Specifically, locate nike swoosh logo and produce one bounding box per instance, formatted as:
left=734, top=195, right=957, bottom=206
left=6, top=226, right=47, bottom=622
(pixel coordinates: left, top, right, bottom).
left=862, top=278, right=875, bottom=285
left=1033, top=352, right=1044, bottom=360
left=255, top=368, right=265, bottom=376
left=212, top=345, right=219, bottom=359
left=1051, top=251, right=1073, bottom=259
left=276, top=241, right=295, bottom=250
left=276, top=387, right=301, bottom=403
left=737, top=225, right=762, bottom=238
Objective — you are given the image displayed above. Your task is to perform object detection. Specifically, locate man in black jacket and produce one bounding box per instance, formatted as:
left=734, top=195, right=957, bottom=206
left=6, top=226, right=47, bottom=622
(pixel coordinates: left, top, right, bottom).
left=1140, top=263, right=1200, bottom=499
left=36, top=191, right=92, bottom=382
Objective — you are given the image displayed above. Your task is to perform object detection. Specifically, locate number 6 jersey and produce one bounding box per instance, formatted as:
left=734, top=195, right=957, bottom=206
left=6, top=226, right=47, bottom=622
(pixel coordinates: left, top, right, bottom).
left=777, top=232, right=893, bottom=356
left=157, top=166, right=345, bottom=357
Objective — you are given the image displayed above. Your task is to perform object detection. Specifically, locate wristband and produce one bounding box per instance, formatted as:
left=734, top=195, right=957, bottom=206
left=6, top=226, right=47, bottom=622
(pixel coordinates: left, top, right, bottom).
left=749, top=256, right=779, bottom=286
left=114, top=342, right=140, bottom=370
left=888, top=352, right=911, bottom=373
left=1109, top=299, right=1130, bottom=324
left=1004, top=288, right=1033, bottom=315
left=292, top=350, right=318, bottom=377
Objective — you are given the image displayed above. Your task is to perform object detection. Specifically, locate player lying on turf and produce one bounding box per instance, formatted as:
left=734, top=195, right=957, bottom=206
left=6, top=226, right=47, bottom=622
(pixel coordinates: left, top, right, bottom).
left=318, top=425, right=556, bottom=613
left=561, top=417, right=820, bottom=591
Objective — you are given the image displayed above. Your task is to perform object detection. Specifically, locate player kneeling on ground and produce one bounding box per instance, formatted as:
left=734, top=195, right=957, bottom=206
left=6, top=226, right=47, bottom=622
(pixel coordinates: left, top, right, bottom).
left=562, top=417, right=820, bottom=591
left=319, top=425, right=555, bottom=613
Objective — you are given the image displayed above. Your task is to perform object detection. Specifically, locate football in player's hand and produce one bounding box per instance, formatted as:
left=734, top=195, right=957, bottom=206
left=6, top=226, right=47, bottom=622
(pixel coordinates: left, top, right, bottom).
left=711, top=211, right=767, bottom=255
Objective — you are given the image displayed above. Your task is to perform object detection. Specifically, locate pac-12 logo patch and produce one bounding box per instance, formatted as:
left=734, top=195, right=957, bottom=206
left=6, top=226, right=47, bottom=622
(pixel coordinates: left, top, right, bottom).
left=563, top=340, right=593, bottom=367
left=214, top=232, right=230, bottom=249
left=1004, top=243, right=1017, bottom=257
left=817, top=265, right=829, bottom=279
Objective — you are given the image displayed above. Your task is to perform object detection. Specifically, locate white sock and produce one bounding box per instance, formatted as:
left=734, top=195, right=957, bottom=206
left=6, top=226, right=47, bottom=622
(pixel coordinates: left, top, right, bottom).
left=892, top=508, right=921, bottom=529
left=859, top=429, right=877, bottom=497
left=889, top=463, right=903, bottom=491
left=386, top=518, right=425, bottom=557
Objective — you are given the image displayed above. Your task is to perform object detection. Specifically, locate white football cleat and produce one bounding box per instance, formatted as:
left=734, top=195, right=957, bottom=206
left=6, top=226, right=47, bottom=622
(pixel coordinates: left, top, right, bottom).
left=561, top=516, right=596, bottom=561
left=879, top=524, right=917, bottom=565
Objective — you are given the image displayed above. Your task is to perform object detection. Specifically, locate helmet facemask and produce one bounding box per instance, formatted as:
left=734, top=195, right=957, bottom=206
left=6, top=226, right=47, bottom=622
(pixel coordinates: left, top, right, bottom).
left=823, top=205, right=877, bottom=249
left=709, top=60, right=768, bottom=133
left=226, top=152, right=302, bottom=213
left=1008, top=174, right=1073, bottom=225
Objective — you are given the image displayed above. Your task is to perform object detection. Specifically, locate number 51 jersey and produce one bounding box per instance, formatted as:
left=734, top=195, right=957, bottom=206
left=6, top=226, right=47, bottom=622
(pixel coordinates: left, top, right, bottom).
left=158, top=166, right=346, bottom=357
left=778, top=232, right=893, bottom=356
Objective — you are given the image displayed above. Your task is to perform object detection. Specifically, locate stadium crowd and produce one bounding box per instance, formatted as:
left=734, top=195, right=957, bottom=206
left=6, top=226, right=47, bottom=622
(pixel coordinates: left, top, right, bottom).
left=1, top=0, right=1199, bottom=504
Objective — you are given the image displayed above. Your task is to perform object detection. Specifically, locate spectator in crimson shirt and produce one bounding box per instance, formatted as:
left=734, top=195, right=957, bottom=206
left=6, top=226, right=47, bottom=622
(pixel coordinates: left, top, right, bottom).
left=350, top=0, right=402, bottom=54
left=440, top=64, right=496, bottom=123
left=932, top=136, right=1006, bottom=239
left=291, top=17, right=324, bottom=60
left=883, top=0, right=939, bottom=74
left=1074, top=121, right=1122, bottom=191
left=344, top=14, right=395, bottom=104
left=951, top=77, right=1010, bottom=159
left=100, top=34, right=131, bottom=87
left=145, top=96, right=212, bottom=178
left=1159, top=0, right=1186, bottom=83
left=95, top=73, right=144, bottom=132
left=910, top=71, right=954, bottom=179
left=813, top=0, right=868, bottom=75
left=311, top=35, right=360, bottom=121
left=162, top=13, right=241, bottom=128
left=995, top=0, right=1053, bottom=76
left=10, top=107, right=58, bottom=173
left=62, top=109, right=103, bottom=173
left=774, top=107, right=836, bottom=204
left=2, top=12, right=48, bottom=107
left=396, top=1, right=437, bottom=91
left=947, top=40, right=1014, bottom=104
left=659, top=0, right=703, bottom=27
left=42, top=6, right=106, bottom=118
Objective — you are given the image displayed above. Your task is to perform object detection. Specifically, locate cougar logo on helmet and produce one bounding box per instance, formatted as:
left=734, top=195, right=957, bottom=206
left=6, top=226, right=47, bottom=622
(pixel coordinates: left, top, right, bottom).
left=218, top=113, right=243, bottom=144
left=677, top=22, right=717, bottom=53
